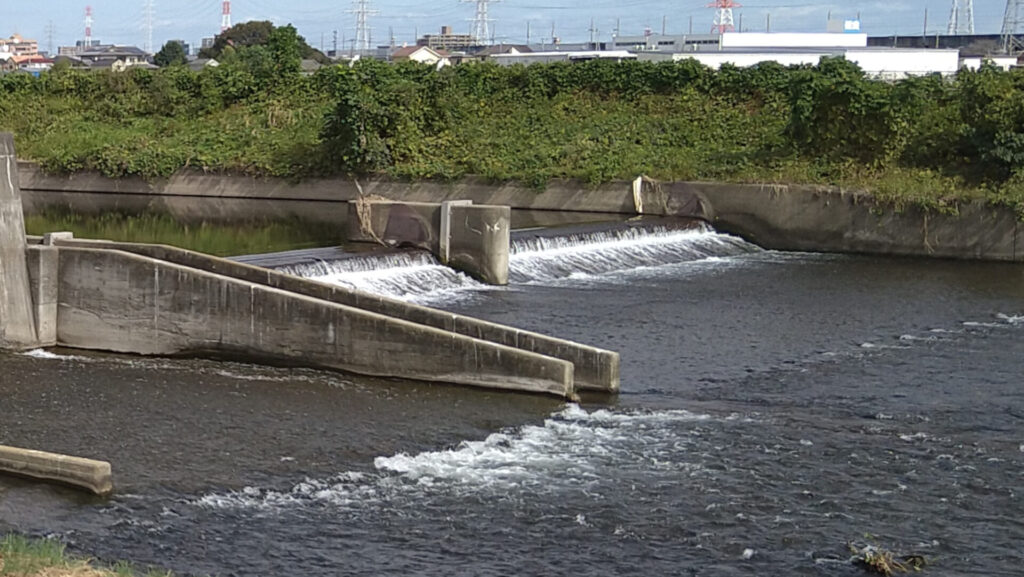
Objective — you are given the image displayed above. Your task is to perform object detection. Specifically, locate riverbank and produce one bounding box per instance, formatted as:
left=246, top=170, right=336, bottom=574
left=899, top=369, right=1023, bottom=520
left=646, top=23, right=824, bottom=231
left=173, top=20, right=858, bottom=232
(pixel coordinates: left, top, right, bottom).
left=0, top=535, right=171, bottom=577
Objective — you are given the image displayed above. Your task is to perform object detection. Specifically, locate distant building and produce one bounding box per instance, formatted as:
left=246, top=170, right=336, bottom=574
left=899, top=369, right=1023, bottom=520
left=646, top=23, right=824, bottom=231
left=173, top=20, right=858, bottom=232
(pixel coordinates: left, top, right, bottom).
left=201, top=37, right=215, bottom=51
left=612, top=33, right=719, bottom=53
left=77, top=45, right=154, bottom=72
left=492, top=50, right=637, bottom=66
left=0, top=34, right=38, bottom=56
left=391, top=45, right=451, bottom=67
left=639, top=47, right=960, bottom=80
left=418, top=26, right=476, bottom=51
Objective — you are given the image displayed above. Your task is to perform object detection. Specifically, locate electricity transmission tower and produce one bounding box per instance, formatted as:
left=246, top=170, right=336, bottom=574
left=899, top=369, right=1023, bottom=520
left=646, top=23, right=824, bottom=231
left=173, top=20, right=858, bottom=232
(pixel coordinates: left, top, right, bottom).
left=462, top=0, right=499, bottom=45
left=348, top=0, right=378, bottom=53
left=143, top=0, right=155, bottom=53
left=1003, top=0, right=1024, bottom=53
left=946, top=0, right=974, bottom=35
left=709, top=0, right=740, bottom=34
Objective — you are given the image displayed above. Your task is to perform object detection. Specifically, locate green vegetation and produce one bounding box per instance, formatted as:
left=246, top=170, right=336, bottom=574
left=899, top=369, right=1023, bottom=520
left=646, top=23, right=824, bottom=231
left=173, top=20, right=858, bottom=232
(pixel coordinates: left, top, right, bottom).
left=2, top=21, right=1024, bottom=215
left=0, top=534, right=172, bottom=577
left=24, top=210, right=343, bottom=256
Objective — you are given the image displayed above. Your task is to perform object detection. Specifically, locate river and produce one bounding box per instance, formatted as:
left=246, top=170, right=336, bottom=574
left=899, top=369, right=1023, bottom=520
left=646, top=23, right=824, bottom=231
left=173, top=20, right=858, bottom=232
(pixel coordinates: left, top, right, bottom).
left=1, top=223, right=1023, bottom=576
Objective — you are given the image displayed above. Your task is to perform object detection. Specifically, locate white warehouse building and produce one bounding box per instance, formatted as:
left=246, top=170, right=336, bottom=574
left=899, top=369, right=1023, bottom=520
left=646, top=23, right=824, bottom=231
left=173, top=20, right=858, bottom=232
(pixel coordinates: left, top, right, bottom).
left=640, top=48, right=961, bottom=80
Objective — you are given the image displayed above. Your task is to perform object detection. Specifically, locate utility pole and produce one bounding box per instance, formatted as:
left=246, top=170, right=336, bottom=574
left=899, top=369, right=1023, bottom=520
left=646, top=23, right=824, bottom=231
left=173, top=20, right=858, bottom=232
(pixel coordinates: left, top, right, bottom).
left=689, top=15, right=693, bottom=35
left=588, top=17, right=597, bottom=48
left=332, top=30, right=338, bottom=55
left=661, top=15, right=666, bottom=36
left=526, top=21, right=531, bottom=44
left=923, top=7, right=929, bottom=38
left=615, top=17, right=620, bottom=38
left=766, top=13, right=771, bottom=33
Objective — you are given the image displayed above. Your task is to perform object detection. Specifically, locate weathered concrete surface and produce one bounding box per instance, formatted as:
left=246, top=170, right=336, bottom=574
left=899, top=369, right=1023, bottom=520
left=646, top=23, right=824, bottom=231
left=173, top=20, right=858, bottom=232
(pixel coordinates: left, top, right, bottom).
left=55, top=246, right=576, bottom=397
left=19, top=163, right=1021, bottom=261
left=25, top=246, right=58, bottom=346
left=349, top=200, right=513, bottom=285
left=446, top=203, right=511, bottom=285
left=51, top=238, right=620, bottom=393
left=687, top=183, right=1023, bottom=262
left=0, top=445, right=113, bottom=496
left=0, top=135, right=38, bottom=348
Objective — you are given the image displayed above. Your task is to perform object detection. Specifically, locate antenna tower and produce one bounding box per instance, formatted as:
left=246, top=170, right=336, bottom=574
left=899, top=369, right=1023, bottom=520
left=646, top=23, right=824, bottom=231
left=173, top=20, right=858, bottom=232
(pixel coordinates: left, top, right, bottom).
left=709, top=0, right=740, bottom=34
left=45, top=21, right=56, bottom=55
left=1003, top=0, right=1024, bottom=53
left=946, top=0, right=975, bottom=35
left=143, top=0, right=155, bottom=52
left=462, top=0, right=499, bottom=45
left=84, top=6, right=94, bottom=48
left=347, top=0, right=378, bottom=53
left=221, top=0, right=232, bottom=33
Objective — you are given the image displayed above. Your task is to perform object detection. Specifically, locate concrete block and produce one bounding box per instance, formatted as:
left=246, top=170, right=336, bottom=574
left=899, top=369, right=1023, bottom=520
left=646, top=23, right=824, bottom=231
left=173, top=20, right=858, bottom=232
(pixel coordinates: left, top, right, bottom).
left=0, top=133, right=39, bottom=349
left=439, top=200, right=473, bottom=262
left=25, top=246, right=59, bottom=346
left=55, top=247, right=575, bottom=397
left=43, top=231, right=74, bottom=246
left=0, top=445, right=113, bottom=496
left=447, top=204, right=511, bottom=286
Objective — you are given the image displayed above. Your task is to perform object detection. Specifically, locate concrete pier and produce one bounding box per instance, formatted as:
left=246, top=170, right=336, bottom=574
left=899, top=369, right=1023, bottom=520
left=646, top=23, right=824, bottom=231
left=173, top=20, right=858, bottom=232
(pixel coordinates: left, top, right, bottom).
left=0, top=445, right=113, bottom=496
left=348, top=200, right=512, bottom=285
left=0, top=134, right=38, bottom=348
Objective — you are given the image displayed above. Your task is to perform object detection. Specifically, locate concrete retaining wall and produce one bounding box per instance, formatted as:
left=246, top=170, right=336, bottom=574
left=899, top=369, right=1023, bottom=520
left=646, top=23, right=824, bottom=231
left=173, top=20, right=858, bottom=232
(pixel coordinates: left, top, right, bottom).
left=19, top=164, right=1023, bottom=261
left=54, top=246, right=575, bottom=397
left=0, top=445, right=113, bottom=495
left=50, top=237, right=619, bottom=393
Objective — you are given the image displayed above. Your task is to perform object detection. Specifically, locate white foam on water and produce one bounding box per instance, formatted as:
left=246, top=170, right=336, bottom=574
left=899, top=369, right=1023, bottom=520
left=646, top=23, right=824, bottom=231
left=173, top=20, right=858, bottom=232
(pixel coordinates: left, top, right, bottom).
left=281, top=224, right=761, bottom=302
left=194, top=405, right=741, bottom=512
left=20, top=349, right=86, bottom=361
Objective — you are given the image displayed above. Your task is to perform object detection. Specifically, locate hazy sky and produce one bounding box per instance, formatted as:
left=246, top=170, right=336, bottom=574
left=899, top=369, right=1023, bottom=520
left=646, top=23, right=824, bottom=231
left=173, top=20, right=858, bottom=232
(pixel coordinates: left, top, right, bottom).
left=0, top=1, right=1016, bottom=52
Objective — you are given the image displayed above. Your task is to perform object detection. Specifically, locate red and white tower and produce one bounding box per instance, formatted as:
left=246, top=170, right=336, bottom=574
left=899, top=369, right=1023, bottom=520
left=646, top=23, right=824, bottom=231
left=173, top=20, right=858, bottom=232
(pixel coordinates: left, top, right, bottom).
left=84, top=5, right=94, bottom=47
left=709, top=0, right=740, bottom=34
left=221, top=0, right=232, bottom=32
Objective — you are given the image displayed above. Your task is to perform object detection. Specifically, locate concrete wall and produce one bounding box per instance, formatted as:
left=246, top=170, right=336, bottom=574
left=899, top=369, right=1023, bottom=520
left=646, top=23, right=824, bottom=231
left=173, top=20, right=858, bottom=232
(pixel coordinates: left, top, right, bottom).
left=50, top=237, right=620, bottom=393
left=18, top=163, right=1022, bottom=261
left=54, top=246, right=575, bottom=397
left=348, top=200, right=513, bottom=285
left=0, top=136, right=38, bottom=348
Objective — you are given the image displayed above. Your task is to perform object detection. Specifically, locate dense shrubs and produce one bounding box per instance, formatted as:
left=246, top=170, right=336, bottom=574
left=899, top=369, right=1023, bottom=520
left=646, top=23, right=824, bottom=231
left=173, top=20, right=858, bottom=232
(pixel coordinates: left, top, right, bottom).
left=2, top=51, right=1024, bottom=211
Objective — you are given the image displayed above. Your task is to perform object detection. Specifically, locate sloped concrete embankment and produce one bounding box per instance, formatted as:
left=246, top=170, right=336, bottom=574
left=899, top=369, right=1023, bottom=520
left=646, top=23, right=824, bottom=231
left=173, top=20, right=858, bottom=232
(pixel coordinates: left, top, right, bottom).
left=42, top=236, right=619, bottom=394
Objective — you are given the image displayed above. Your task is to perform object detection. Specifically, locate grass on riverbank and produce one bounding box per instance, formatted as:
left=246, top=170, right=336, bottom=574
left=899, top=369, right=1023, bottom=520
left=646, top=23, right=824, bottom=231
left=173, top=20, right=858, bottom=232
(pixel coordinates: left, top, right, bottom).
left=24, top=210, right=343, bottom=256
left=0, top=535, right=171, bottom=577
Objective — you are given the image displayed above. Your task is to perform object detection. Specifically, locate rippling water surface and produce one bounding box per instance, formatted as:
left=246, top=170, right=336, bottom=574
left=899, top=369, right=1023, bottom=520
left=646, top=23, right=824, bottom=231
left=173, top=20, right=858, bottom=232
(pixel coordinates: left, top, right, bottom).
left=2, top=225, right=1023, bottom=577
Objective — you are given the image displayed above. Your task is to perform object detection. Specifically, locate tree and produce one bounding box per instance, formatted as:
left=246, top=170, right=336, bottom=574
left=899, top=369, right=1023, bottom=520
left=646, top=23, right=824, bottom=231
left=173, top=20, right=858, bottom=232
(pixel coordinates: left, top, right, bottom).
left=199, top=21, right=330, bottom=64
left=154, top=41, right=187, bottom=67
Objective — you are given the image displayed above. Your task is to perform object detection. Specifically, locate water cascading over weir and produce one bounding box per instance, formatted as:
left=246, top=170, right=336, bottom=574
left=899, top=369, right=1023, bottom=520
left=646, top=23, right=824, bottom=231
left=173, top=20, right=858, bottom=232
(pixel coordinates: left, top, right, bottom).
left=0, top=133, right=618, bottom=399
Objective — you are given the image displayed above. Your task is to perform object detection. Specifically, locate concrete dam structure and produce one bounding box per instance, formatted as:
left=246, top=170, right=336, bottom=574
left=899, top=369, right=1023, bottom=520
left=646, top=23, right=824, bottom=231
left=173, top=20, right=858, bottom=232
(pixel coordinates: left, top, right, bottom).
left=0, top=133, right=619, bottom=399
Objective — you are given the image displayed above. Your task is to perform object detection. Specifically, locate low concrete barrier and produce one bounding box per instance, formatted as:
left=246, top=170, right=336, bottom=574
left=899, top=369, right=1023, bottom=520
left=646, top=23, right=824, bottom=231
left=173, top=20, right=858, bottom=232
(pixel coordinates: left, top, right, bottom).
left=0, top=445, right=113, bottom=496
left=50, top=237, right=620, bottom=393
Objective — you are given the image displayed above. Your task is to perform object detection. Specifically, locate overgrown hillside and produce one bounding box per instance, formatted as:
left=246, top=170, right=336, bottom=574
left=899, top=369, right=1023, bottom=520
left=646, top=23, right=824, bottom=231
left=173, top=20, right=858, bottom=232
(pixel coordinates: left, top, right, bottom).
left=2, top=26, right=1023, bottom=214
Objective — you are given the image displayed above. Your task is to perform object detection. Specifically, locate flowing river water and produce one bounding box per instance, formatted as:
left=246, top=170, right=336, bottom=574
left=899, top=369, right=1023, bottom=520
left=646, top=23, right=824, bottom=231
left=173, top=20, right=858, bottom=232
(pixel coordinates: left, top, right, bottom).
left=1, top=222, right=1023, bottom=576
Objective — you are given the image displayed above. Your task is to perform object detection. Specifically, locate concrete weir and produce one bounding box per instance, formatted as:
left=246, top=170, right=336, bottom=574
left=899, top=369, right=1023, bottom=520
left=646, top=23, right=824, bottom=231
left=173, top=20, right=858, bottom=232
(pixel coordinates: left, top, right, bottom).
left=1, top=133, right=617, bottom=400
